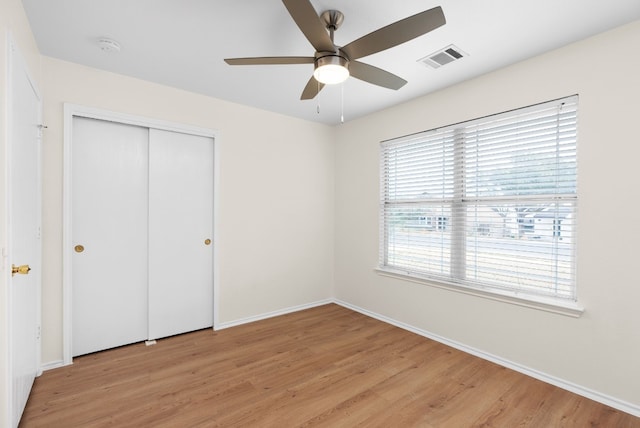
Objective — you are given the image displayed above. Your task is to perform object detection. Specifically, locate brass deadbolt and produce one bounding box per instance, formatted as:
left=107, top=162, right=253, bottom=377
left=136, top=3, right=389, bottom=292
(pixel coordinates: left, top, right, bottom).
left=204, top=239, right=211, bottom=246
left=74, top=245, right=85, bottom=253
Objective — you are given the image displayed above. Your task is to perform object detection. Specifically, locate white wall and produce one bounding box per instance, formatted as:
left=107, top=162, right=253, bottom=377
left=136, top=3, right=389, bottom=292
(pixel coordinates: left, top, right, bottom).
left=334, top=20, right=640, bottom=409
left=0, top=0, right=42, bottom=423
left=40, top=57, right=336, bottom=364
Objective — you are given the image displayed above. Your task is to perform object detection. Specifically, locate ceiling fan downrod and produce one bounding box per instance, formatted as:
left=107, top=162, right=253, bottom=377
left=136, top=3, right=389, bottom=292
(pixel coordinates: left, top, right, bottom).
left=320, top=10, right=344, bottom=44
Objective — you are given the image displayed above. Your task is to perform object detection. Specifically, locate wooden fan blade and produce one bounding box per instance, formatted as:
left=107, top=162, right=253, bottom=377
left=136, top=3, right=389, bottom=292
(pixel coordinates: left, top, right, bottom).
left=225, top=56, right=314, bottom=65
left=300, top=75, right=325, bottom=100
left=349, top=61, right=407, bottom=90
left=341, top=6, right=446, bottom=60
left=282, top=0, right=335, bottom=53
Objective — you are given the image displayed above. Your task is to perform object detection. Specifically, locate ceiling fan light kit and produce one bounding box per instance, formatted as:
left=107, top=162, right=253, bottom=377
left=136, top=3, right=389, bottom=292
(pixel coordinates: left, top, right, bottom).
left=313, top=54, right=349, bottom=84
left=225, top=0, right=446, bottom=100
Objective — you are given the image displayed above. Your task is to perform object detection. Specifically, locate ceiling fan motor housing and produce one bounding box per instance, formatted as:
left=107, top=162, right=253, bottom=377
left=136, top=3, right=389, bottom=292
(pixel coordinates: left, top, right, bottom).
left=314, top=51, right=349, bottom=66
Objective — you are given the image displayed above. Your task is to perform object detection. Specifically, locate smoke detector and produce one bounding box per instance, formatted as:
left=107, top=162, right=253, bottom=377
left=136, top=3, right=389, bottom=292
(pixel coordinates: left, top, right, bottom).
left=98, top=38, right=121, bottom=53
left=419, top=45, right=467, bottom=69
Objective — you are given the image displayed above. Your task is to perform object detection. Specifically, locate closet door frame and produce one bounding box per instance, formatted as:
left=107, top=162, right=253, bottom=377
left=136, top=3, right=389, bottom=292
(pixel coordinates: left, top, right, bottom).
left=62, top=104, right=220, bottom=366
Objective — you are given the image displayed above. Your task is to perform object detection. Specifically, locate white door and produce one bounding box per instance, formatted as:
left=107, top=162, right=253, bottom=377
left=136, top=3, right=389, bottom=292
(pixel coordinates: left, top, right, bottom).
left=8, top=40, right=42, bottom=427
left=72, top=117, right=149, bottom=356
left=148, top=129, right=213, bottom=340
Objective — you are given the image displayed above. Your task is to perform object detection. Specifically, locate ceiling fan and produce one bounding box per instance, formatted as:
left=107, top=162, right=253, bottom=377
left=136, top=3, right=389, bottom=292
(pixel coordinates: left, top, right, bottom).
left=225, top=0, right=446, bottom=100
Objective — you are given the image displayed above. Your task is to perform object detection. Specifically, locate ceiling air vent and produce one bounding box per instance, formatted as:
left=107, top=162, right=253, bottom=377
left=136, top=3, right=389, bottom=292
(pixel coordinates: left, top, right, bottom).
left=419, top=45, right=467, bottom=69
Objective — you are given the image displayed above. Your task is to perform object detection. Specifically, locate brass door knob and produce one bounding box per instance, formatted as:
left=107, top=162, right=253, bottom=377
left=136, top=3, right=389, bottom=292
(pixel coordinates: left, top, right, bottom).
left=74, top=245, right=85, bottom=253
left=204, top=239, right=211, bottom=246
left=11, top=264, right=31, bottom=277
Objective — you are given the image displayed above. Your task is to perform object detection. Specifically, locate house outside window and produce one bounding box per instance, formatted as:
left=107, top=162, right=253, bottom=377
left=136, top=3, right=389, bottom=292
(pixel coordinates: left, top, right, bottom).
left=379, top=96, right=578, bottom=304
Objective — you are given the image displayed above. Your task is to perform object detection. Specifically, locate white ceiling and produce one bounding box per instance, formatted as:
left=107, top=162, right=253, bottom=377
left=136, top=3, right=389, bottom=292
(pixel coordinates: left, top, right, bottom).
left=22, top=0, right=640, bottom=125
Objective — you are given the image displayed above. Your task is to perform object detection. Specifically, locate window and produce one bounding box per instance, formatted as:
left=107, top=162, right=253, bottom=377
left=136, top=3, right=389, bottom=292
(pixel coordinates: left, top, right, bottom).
left=379, top=96, right=578, bottom=304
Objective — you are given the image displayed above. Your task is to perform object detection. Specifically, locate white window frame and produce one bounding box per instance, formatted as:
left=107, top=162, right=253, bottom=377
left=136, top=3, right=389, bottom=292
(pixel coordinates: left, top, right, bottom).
left=378, top=96, right=583, bottom=317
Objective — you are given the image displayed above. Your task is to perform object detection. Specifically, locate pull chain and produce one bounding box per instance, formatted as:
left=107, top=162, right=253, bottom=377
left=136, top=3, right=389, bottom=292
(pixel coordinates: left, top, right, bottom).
left=316, top=80, right=321, bottom=114
left=340, top=83, right=345, bottom=123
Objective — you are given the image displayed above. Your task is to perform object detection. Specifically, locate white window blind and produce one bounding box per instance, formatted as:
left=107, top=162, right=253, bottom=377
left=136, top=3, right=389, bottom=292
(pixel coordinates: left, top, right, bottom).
left=380, top=96, right=578, bottom=302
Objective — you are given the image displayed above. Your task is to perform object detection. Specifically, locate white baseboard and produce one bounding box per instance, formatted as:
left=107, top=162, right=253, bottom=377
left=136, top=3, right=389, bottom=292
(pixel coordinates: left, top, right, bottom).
left=214, top=298, right=333, bottom=330
left=40, top=359, right=66, bottom=372
left=334, top=299, right=640, bottom=418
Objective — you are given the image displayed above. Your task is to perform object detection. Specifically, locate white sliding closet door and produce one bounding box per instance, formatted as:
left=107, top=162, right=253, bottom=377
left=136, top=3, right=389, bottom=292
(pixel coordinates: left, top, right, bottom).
left=71, top=117, right=214, bottom=357
left=72, top=117, right=149, bottom=357
left=148, top=129, right=214, bottom=340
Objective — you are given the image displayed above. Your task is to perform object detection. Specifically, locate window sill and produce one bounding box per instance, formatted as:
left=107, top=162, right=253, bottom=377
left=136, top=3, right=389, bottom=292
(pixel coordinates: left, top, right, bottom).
left=374, top=268, right=584, bottom=318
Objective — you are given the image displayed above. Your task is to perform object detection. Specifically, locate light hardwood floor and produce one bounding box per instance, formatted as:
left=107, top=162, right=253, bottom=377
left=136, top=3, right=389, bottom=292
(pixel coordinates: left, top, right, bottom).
left=21, top=304, right=640, bottom=427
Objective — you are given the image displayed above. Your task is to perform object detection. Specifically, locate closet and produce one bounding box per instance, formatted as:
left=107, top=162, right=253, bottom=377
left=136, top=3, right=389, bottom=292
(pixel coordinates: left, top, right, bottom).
left=71, top=116, right=214, bottom=357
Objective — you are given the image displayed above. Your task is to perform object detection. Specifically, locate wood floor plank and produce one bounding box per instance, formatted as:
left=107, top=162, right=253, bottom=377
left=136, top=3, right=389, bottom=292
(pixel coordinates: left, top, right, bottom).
left=20, top=304, right=640, bottom=427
